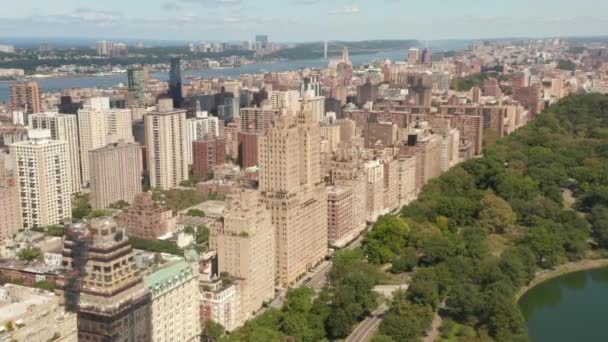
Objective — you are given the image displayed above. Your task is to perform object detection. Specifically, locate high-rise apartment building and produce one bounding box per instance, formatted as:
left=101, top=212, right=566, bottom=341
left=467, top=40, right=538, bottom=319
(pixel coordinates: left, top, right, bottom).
left=237, top=132, right=259, bottom=168
left=10, top=130, right=71, bottom=229
left=301, top=96, right=325, bottom=123
left=186, top=110, right=220, bottom=165
left=89, top=140, right=142, bottom=209
left=96, top=40, right=128, bottom=57
left=240, top=106, right=279, bottom=134
left=193, top=137, right=226, bottom=179
left=145, top=99, right=188, bottom=190
left=145, top=260, right=201, bottom=342
left=29, top=111, right=82, bottom=194
left=0, top=176, right=21, bottom=239
left=300, top=75, right=322, bottom=98
left=107, top=108, right=134, bottom=143
left=326, top=186, right=355, bottom=247
left=61, top=217, right=152, bottom=341
left=169, top=57, right=183, bottom=108
left=407, top=48, right=420, bottom=64
left=10, top=81, right=42, bottom=114
left=258, top=111, right=328, bottom=286
left=127, top=67, right=146, bottom=105
left=213, top=189, right=275, bottom=322
left=269, top=90, right=301, bottom=115
left=78, top=97, right=110, bottom=186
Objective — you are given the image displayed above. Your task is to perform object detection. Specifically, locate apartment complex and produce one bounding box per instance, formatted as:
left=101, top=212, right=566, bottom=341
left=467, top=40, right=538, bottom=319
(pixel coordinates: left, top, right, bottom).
left=186, top=110, right=220, bottom=165
left=29, top=111, right=82, bottom=194
left=258, top=111, right=328, bottom=286
left=10, top=81, right=41, bottom=114
left=212, top=189, right=275, bottom=322
left=89, top=140, right=142, bottom=209
left=145, top=260, right=201, bottom=342
left=78, top=97, right=110, bottom=185
left=0, top=176, right=21, bottom=239
left=145, top=99, right=188, bottom=190
left=192, top=137, right=226, bottom=179
left=61, top=217, right=152, bottom=341
left=10, top=130, right=71, bottom=229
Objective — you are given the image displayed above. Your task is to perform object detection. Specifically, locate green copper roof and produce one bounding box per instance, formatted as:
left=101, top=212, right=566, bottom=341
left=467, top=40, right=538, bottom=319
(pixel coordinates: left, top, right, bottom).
left=144, top=260, right=193, bottom=293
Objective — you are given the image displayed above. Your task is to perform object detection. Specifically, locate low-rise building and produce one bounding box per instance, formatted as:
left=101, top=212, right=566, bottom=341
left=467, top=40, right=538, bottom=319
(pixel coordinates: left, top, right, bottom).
left=0, top=284, right=77, bottom=341
left=116, top=192, right=176, bottom=239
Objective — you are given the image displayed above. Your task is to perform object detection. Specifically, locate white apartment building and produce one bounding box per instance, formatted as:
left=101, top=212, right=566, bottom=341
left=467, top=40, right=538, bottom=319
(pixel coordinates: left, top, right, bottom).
left=185, top=111, right=219, bottom=165
left=145, top=260, right=201, bottom=342
left=78, top=98, right=134, bottom=186
left=145, top=99, right=188, bottom=190
left=29, top=111, right=82, bottom=194
left=10, top=130, right=71, bottom=229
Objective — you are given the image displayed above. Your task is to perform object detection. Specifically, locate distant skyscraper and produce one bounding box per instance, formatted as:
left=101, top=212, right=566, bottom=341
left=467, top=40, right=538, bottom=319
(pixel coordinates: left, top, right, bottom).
left=421, top=47, right=432, bottom=64
left=255, top=35, right=269, bottom=48
left=90, top=140, right=142, bottom=209
left=408, top=47, right=420, bottom=64
left=10, top=81, right=41, bottom=114
left=169, top=57, right=183, bottom=108
left=145, top=99, right=188, bottom=190
left=300, top=75, right=322, bottom=98
left=61, top=217, right=152, bottom=341
left=10, top=130, right=71, bottom=229
left=342, top=47, right=351, bottom=65
left=29, top=111, right=82, bottom=194
left=127, top=67, right=146, bottom=105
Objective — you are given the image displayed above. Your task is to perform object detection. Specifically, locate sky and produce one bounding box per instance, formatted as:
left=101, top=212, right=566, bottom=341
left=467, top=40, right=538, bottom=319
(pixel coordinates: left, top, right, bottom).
left=0, top=0, right=607, bottom=42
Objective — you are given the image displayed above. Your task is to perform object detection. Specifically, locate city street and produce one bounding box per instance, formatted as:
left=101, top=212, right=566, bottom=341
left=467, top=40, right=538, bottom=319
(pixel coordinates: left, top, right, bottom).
left=346, top=304, right=389, bottom=342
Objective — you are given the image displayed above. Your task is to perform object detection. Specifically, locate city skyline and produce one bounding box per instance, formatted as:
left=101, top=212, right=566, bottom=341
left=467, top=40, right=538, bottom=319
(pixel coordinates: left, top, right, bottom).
left=1, top=0, right=607, bottom=41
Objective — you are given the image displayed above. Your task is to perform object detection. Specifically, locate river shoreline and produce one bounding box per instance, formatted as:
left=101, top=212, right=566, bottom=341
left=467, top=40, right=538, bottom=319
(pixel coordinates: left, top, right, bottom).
left=516, top=258, right=608, bottom=301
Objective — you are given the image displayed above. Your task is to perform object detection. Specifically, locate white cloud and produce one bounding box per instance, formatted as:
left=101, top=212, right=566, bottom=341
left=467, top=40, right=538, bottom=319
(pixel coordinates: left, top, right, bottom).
left=330, top=5, right=361, bottom=15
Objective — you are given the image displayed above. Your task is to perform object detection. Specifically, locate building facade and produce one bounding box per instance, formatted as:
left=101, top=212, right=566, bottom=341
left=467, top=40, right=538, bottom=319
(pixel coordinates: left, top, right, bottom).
left=145, top=260, right=201, bottom=342
left=29, top=111, right=82, bottom=194
left=192, top=137, right=226, bottom=179
left=116, top=192, right=176, bottom=239
left=61, top=217, right=152, bottom=341
left=0, top=176, right=21, bottom=240
left=258, top=111, right=328, bottom=286
left=145, top=99, right=188, bottom=190
left=10, top=130, right=71, bottom=229
left=10, top=81, right=41, bottom=114
left=212, top=189, right=275, bottom=322
left=89, top=140, right=142, bottom=209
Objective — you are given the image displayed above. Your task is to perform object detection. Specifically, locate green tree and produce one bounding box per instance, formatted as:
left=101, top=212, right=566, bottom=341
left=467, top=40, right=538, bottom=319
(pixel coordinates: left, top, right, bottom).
left=186, top=209, right=206, bottom=217
left=363, top=215, right=409, bottom=264
left=326, top=308, right=352, bottom=339
left=479, top=192, right=516, bottom=234
left=108, top=200, right=130, bottom=210
left=17, top=248, right=42, bottom=262
left=390, top=247, right=418, bottom=273
left=45, top=225, right=66, bottom=237
left=379, top=293, right=434, bottom=342
left=202, top=320, right=225, bottom=341
left=34, top=280, right=55, bottom=291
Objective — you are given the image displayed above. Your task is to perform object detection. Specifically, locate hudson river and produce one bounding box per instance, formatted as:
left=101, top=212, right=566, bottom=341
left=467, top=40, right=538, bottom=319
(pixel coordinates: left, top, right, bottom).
left=0, top=50, right=409, bottom=102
